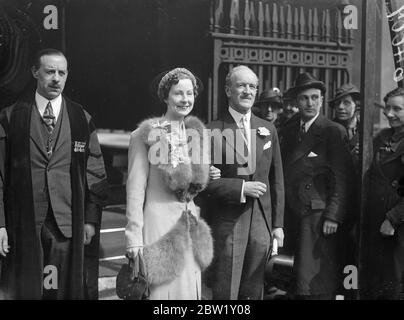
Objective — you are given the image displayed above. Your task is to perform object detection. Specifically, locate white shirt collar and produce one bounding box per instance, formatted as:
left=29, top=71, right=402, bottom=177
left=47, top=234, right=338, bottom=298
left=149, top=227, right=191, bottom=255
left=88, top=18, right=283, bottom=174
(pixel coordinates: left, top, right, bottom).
left=228, top=106, right=251, bottom=127
left=301, top=112, right=320, bottom=132
left=35, top=91, right=62, bottom=121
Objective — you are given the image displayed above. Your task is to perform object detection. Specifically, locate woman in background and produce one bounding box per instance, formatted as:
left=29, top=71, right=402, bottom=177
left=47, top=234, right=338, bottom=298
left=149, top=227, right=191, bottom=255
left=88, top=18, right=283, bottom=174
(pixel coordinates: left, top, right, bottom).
left=363, top=87, right=404, bottom=299
left=330, top=83, right=361, bottom=167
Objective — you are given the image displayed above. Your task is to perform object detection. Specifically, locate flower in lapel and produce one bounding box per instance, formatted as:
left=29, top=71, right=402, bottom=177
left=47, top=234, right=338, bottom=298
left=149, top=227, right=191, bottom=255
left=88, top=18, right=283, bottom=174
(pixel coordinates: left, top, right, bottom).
left=257, top=127, right=270, bottom=137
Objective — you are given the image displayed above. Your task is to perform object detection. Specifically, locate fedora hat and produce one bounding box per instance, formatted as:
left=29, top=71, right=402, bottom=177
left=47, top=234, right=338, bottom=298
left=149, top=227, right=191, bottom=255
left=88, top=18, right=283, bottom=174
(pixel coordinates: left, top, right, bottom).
left=283, top=88, right=294, bottom=101
left=329, top=83, right=360, bottom=105
left=256, top=87, right=283, bottom=107
left=288, top=72, right=326, bottom=98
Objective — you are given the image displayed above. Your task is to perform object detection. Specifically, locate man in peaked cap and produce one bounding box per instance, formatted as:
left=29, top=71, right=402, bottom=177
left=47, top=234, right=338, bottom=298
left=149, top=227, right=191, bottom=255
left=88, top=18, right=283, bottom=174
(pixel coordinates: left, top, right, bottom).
left=278, top=72, right=355, bottom=299
left=253, top=87, right=284, bottom=128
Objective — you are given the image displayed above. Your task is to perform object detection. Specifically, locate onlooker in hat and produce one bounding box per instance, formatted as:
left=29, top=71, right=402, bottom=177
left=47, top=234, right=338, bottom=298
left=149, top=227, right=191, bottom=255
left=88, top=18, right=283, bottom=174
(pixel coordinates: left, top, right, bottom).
left=278, top=72, right=355, bottom=300
left=253, top=87, right=283, bottom=128
left=329, top=83, right=361, bottom=300
left=362, top=87, right=404, bottom=300
left=277, top=88, right=300, bottom=132
left=330, top=83, right=361, bottom=164
left=280, top=89, right=299, bottom=121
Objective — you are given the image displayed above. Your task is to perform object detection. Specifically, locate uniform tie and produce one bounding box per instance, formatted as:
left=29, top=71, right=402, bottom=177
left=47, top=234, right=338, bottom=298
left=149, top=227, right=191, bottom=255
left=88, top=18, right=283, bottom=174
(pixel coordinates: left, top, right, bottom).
left=43, top=101, right=56, bottom=133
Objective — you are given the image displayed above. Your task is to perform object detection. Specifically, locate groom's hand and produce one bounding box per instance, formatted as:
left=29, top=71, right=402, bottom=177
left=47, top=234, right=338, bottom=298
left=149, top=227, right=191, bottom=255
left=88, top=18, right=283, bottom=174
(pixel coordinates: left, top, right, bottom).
left=244, top=181, right=267, bottom=198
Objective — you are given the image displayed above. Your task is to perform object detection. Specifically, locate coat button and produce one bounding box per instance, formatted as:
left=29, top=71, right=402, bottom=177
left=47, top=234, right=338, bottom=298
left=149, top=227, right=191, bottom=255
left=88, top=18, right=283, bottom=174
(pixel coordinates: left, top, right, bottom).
left=305, top=184, right=311, bottom=190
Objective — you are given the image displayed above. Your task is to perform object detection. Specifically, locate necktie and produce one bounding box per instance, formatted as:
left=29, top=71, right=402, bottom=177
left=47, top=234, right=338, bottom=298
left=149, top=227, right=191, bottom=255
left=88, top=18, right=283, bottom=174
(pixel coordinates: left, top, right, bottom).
left=43, top=101, right=56, bottom=133
left=240, top=115, right=249, bottom=146
left=301, top=123, right=306, bottom=134
left=298, top=122, right=306, bottom=142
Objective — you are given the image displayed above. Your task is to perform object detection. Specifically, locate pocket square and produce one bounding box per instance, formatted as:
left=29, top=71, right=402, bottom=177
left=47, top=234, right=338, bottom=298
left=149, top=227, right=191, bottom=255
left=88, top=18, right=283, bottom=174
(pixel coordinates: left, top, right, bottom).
left=263, top=141, right=272, bottom=150
left=308, top=151, right=318, bottom=157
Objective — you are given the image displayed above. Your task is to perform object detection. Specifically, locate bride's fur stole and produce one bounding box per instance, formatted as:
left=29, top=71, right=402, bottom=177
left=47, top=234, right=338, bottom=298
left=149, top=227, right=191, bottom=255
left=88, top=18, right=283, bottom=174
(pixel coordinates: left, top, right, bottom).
left=137, top=116, right=214, bottom=286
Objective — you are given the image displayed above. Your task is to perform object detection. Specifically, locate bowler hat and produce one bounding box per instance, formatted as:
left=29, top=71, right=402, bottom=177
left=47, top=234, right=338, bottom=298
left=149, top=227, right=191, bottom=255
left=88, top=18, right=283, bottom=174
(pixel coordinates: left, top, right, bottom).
left=256, top=87, right=283, bottom=107
left=329, top=83, right=360, bottom=105
left=288, top=72, right=326, bottom=98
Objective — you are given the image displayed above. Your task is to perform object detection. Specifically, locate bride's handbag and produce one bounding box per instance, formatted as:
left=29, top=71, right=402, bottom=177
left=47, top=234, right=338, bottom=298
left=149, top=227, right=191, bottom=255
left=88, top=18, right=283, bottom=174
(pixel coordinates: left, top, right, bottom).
left=116, top=252, right=150, bottom=300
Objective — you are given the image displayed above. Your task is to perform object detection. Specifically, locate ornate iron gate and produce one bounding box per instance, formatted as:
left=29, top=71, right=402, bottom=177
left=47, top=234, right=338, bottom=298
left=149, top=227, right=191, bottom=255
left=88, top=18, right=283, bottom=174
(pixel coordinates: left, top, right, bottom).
left=208, top=0, right=355, bottom=121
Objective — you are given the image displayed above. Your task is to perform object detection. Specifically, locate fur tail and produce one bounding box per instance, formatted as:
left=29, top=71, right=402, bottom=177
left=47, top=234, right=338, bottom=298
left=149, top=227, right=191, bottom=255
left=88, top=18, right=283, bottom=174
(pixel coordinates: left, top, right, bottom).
left=144, top=211, right=190, bottom=286
left=189, top=215, right=214, bottom=271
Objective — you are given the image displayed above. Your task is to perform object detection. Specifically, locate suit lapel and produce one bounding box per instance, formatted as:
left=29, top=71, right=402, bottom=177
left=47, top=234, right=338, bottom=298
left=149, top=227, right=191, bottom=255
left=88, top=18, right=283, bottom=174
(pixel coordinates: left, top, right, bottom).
left=250, top=114, right=266, bottom=170
left=30, top=103, right=49, bottom=159
left=287, top=115, right=323, bottom=166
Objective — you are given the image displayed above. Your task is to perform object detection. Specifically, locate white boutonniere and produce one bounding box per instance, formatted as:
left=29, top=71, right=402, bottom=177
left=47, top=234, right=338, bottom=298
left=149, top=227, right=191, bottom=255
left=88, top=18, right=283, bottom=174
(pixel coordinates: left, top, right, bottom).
left=257, top=127, right=270, bottom=137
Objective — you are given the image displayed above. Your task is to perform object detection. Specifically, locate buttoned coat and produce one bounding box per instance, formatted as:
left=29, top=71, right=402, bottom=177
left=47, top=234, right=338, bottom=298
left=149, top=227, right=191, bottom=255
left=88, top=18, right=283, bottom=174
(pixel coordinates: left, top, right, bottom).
left=279, top=113, right=354, bottom=296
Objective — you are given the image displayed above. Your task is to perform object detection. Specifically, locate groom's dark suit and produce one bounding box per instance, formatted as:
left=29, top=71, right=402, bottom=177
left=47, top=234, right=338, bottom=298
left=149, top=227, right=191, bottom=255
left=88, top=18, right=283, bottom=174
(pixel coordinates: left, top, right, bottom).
left=203, top=109, right=284, bottom=300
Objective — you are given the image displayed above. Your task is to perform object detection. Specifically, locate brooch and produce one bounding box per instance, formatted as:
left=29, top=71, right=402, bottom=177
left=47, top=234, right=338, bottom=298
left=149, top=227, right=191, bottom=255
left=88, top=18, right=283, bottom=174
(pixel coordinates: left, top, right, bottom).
left=380, top=140, right=393, bottom=153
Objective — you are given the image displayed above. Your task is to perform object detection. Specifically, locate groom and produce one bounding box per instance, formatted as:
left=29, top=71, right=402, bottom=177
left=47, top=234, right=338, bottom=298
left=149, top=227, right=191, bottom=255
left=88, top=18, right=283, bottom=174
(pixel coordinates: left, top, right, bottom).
left=203, top=65, right=285, bottom=300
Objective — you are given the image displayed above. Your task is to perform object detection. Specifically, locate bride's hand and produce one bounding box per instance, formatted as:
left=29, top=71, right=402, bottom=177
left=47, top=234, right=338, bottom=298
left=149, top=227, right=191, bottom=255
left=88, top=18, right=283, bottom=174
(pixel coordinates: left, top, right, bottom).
left=209, top=166, right=221, bottom=180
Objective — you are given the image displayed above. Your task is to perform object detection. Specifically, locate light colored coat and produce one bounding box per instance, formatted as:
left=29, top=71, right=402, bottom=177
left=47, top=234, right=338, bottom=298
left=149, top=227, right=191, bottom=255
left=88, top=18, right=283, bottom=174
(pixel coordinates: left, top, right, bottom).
left=125, top=117, right=212, bottom=300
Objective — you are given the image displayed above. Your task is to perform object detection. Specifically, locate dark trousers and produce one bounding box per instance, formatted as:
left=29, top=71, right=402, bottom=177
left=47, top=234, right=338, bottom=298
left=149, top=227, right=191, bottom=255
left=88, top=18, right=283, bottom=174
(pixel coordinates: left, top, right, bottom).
left=37, top=210, right=72, bottom=300
left=238, top=208, right=271, bottom=300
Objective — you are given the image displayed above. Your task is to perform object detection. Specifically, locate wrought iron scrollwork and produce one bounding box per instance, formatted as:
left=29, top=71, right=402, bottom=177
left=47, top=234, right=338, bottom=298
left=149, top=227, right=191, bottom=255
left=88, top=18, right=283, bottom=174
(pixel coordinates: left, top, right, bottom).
left=0, top=4, right=41, bottom=107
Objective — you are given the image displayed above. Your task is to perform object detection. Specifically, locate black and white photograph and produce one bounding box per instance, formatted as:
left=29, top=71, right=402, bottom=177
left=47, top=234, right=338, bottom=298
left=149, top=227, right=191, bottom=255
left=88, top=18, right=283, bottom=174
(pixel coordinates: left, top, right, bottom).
left=0, top=0, right=403, bottom=307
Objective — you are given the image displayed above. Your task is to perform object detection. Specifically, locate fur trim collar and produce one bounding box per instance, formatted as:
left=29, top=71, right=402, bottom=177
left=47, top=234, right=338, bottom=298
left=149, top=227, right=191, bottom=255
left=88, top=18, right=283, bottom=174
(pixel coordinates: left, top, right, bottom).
left=138, top=116, right=210, bottom=202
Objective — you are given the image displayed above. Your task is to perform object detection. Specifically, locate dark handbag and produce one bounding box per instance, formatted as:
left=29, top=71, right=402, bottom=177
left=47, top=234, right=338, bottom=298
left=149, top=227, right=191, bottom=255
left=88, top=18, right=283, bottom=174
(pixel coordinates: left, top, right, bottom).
left=116, top=252, right=150, bottom=300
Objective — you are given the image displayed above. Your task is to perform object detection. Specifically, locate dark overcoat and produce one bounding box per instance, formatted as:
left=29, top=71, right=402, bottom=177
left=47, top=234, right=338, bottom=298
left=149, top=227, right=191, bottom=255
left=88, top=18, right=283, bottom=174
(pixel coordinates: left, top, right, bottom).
left=279, top=113, right=354, bottom=296
left=362, top=128, right=404, bottom=299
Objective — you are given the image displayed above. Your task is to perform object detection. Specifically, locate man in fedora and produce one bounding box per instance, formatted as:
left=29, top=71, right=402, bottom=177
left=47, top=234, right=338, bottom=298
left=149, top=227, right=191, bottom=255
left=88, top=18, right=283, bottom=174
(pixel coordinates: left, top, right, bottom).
left=279, top=72, right=354, bottom=299
left=253, top=87, right=283, bottom=128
